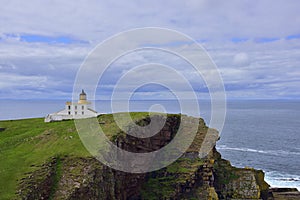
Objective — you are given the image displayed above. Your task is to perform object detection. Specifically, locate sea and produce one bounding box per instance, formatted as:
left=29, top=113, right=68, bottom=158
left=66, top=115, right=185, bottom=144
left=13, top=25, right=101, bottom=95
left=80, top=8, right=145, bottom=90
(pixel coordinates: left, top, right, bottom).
left=0, top=99, right=299, bottom=190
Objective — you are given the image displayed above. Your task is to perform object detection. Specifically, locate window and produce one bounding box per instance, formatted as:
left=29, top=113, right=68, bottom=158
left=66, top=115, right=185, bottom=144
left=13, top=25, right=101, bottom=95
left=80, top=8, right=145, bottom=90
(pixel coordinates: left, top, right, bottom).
left=75, top=105, right=77, bottom=110
left=75, top=111, right=77, bottom=115
left=68, top=111, right=71, bottom=115
left=68, top=105, right=71, bottom=110
left=82, top=111, right=84, bottom=115
left=82, top=105, right=84, bottom=110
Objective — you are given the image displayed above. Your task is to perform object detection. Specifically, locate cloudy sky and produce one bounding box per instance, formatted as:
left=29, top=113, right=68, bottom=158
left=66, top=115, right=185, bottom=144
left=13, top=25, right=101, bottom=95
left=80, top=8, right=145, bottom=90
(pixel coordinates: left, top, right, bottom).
left=0, top=0, right=300, bottom=100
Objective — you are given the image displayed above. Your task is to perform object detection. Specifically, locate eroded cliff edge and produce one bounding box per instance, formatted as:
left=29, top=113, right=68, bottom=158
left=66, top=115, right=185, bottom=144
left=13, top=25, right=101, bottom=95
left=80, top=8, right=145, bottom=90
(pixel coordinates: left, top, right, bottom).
left=16, top=114, right=291, bottom=199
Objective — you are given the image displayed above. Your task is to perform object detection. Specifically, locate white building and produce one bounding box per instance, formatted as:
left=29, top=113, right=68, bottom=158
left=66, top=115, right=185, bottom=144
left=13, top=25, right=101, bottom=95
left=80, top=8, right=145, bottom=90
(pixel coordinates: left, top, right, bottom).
left=45, top=90, right=98, bottom=122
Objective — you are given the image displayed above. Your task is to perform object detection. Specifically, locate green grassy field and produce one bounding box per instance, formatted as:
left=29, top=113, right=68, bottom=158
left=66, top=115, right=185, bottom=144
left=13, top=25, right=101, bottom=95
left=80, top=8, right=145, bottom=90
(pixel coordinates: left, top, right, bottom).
left=0, top=118, right=84, bottom=199
left=0, top=113, right=154, bottom=200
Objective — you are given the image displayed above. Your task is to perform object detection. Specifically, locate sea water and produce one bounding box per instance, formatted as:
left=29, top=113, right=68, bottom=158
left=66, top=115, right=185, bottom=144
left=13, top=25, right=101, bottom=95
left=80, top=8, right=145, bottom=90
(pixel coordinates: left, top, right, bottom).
left=0, top=99, right=299, bottom=190
left=216, top=100, right=300, bottom=190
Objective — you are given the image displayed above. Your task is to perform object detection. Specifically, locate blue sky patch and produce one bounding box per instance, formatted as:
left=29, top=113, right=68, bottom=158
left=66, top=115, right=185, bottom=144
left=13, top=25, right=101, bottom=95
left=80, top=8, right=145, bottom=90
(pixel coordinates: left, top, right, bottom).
left=141, top=40, right=194, bottom=48
left=231, top=37, right=248, bottom=43
left=254, top=37, right=280, bottom=43
left=20, top=34, right=88, bottom=44
left=286, top=34, right=300, bottom=40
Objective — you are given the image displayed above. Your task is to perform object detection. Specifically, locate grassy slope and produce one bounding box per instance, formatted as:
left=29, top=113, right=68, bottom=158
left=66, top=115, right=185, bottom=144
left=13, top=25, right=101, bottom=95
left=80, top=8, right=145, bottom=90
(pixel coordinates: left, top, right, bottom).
left=0, top=118, right=85, bottom=199
left=0, top=113, right=152, bottom=200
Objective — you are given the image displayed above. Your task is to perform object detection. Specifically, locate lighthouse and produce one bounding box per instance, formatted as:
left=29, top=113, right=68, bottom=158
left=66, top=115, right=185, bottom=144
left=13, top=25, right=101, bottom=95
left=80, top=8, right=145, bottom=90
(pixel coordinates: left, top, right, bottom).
left=78, top=89, right=87, bottom=104
left=45, top=90, right=98, bottom=122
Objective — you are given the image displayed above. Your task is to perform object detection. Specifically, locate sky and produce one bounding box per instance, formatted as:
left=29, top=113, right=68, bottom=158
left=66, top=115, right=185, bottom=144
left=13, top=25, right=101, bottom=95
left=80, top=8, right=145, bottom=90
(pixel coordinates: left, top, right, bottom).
left=0, top=0, right=300, bottom=100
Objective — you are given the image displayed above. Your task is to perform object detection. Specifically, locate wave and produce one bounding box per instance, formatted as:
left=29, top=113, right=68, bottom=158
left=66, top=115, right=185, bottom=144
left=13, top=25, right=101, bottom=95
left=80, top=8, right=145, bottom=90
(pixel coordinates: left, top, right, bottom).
left=216, top=145, right=300, bottom=189
left=265, top=171, right=300, bottom=190
left=275, top=178, right=300, bottom=182
left=216, top=145, right=300, bottom=156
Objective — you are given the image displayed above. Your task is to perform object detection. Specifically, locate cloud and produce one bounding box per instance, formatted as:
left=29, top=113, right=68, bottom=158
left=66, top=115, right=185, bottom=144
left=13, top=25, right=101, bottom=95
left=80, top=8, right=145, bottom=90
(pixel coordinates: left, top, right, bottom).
left=208, top=38, right=300, bottom=99
left=1, top=1, right=300, bottom=41
left=0, top=72, right=47, bottom=89
left=0, top=1, right=300, bottom=99
left=233, top=52, right=250, bottom=67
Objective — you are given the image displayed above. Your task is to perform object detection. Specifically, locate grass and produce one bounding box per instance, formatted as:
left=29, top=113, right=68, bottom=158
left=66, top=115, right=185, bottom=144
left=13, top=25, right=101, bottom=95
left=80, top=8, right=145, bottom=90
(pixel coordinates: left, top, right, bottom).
left=0, top=118, right=89, bottom=199
left=0, top=112, right=158, bottom=199
left=141, top=176, right=178, bottom=199
left=49, top=156, right=62, bottom=200
left=141, top=157, right=204, bottom=199
left=166, top=157, right=204, bottom=174
left=213, top=159, right=240, bottom=185
left=0, top=112, right=207, bottom=199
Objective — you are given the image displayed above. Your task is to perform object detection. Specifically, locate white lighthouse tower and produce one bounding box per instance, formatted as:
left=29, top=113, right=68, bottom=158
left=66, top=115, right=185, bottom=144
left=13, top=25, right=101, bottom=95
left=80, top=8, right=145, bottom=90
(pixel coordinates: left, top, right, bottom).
left=44, top=90, right=98, bottom=122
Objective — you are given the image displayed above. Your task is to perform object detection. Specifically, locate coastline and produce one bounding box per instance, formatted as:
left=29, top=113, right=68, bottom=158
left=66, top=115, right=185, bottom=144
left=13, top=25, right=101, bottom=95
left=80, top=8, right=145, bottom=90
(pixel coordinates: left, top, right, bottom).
left=1, top=99, right=300, bottom=191
left=1, top=114, right=299, bottom=199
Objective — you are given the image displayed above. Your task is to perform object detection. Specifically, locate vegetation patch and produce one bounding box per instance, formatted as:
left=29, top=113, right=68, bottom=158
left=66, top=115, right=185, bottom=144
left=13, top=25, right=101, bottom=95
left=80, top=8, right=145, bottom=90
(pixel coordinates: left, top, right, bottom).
left=49, top=156, right=62, bottom=200
left=141, top=176, right=178, bottom=199
left=0, top=113, right=165, bottom=199
left=0, top=118, right=88, bottom=199
left=166, top=157, right=204, bottom=174
left=141, top=157, right=204, bottom=199
left=213, top=159, right=240, bottom=185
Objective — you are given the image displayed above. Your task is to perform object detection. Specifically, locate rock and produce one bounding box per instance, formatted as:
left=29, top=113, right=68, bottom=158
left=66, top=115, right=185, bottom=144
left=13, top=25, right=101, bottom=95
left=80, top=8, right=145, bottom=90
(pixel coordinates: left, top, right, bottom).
left=268, top=188, right=300, bottom=200
left=16, top=114, right=293, bottom=200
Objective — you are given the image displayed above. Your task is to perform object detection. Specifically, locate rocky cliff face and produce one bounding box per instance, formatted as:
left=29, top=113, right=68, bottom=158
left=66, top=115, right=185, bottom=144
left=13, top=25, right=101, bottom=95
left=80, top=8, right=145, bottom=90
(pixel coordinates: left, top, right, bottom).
left=17, top=114, right=284, bottom=200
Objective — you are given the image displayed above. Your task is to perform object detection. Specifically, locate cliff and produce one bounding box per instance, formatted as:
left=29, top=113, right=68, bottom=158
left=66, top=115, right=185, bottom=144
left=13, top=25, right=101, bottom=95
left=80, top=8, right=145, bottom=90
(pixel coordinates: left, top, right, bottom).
left=0, top=113, right=298, bottom=199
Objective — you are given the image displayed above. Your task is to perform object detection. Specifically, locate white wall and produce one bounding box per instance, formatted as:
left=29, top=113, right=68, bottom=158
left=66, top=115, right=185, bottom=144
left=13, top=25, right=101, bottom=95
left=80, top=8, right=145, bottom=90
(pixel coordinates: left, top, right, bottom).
left=45, top=102, right=97, bottom=122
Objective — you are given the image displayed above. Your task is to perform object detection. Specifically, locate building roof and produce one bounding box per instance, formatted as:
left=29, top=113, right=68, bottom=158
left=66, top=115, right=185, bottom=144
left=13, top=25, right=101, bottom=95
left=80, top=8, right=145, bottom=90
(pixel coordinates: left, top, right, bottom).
left=80, top=89, right=86, bottom=95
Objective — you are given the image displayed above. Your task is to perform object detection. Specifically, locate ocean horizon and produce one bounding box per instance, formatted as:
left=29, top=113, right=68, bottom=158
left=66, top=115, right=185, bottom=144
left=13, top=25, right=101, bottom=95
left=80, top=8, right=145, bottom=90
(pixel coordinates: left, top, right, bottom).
left=0, top=99, right=299, bottom=190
